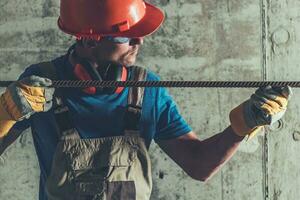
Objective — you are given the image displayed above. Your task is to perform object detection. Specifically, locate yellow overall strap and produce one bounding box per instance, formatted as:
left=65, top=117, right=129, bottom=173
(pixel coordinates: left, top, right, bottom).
left=124, top=66, right=147, bottom=135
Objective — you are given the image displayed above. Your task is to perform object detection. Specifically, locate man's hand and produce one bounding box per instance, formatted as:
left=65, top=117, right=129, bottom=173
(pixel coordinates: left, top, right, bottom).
left=0, top=75, right=54, bottom=137
left=230, top=85, right=292, bottom=138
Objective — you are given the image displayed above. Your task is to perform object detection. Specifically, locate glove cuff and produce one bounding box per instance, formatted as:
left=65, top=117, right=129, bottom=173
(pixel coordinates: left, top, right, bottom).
left=0, top=94, right=14, bottom=121
left=0, top=96, right=17, bottom=137
left=229, top=102, right=259, bottom=137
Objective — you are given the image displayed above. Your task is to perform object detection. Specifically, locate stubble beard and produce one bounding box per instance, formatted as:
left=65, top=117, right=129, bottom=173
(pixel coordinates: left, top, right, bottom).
left=93, top=47, right=139, bottom=67
left=119, top=48, right=139, bottom=66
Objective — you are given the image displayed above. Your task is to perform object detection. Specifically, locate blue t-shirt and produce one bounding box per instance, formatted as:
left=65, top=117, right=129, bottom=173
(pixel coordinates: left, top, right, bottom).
left=12, top=55, right=192, bottom=199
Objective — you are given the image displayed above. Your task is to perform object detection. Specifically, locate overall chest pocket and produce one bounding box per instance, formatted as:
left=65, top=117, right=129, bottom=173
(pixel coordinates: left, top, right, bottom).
left=65, top=138, right=138, bottom=199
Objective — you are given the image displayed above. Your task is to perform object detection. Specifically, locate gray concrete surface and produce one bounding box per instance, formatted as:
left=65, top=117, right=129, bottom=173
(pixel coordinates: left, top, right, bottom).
left=0, top=0, right=299, bottom=199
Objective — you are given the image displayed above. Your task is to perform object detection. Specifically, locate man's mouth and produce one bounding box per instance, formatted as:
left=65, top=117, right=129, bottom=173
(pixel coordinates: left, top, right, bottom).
left=129, top=47, right=139, bottom=55
left=129, top=50, right=138, bottom=55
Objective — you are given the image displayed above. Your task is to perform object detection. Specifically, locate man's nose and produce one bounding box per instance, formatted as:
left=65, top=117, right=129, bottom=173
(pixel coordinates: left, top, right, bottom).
left=130, top=37, right=144, bottom=45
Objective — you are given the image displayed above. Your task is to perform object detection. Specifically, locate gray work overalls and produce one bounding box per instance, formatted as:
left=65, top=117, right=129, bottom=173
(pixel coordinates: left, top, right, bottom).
left=38, top=62, right=152, bottom=200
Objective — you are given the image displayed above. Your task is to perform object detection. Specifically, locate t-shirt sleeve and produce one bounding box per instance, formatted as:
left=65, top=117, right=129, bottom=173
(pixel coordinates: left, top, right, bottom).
left=10, top=65, right=40, bottom=132
left=151, top=72, right=192, bottom=141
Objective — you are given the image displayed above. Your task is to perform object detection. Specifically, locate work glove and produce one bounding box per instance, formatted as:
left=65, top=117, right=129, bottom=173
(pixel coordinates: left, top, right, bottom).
left=229, top=85, right=292, bottom=139
left=0, top=75, right=54, bottom=137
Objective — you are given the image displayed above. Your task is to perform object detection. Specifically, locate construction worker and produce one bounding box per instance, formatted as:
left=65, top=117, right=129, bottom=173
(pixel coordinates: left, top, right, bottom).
left=0, top=0, right=292, bottom=199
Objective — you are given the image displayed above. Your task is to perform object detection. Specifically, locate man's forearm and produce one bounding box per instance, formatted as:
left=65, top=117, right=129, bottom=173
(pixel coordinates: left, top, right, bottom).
left=191, top=126, right=244, bottom=181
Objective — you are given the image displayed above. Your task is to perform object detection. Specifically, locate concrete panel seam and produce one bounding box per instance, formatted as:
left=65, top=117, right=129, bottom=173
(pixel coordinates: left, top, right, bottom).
left=260, top=0, right=270, bottom=199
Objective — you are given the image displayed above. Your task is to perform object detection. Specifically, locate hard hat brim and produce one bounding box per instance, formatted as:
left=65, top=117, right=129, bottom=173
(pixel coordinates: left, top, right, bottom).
left=58, top=2, right=164, bottom=38
left=117, top=2, right=165, bottom=37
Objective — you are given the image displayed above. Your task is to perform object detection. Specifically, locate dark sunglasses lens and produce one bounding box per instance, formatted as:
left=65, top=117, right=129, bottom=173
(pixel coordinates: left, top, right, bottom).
left=114, top=37, right=130, bottom=43
left=105, top=36, right=130, bottom=43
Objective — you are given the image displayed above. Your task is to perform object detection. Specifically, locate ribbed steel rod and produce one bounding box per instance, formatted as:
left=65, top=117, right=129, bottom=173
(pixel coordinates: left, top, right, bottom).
left=0, top=80, right=299, bottom=88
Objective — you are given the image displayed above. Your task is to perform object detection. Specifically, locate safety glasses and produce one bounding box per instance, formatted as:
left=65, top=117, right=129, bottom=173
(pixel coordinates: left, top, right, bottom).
left=104, top=36, right=143, bottom=44
left=104, top=36, right=131, bottom=43
left=76, top=36, right=142, bottom=44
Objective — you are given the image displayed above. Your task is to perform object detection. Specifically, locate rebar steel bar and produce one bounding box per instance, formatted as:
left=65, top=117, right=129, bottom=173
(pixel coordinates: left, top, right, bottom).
left=0, top=80, right=298, bottom=88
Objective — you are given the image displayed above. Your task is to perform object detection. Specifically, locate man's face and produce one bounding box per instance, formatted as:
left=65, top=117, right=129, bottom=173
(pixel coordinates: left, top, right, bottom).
left=92, top=37, right=144, bottom=66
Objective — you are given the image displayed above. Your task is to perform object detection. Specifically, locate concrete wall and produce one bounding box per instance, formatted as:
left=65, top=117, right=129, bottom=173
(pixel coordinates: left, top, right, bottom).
left=0, top=0, right=299, bottom=199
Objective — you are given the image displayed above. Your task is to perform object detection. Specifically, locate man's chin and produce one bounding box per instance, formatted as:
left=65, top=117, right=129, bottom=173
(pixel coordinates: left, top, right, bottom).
left=121, top=56, right=137, bottom=66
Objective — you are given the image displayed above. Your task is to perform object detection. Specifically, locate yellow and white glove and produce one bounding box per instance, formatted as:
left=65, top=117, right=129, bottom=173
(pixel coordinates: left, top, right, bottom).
left=0, top=75, right=54, bottom=137
left=229, top=85, right=292, bottom=139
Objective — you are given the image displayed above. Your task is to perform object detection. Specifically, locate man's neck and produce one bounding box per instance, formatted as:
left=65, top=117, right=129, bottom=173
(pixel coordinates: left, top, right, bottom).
left=69, top=46, right=99, bottom=70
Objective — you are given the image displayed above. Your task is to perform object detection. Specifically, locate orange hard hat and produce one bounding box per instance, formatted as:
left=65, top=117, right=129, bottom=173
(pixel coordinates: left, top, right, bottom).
left=58, top=0, right=165, bottom=38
